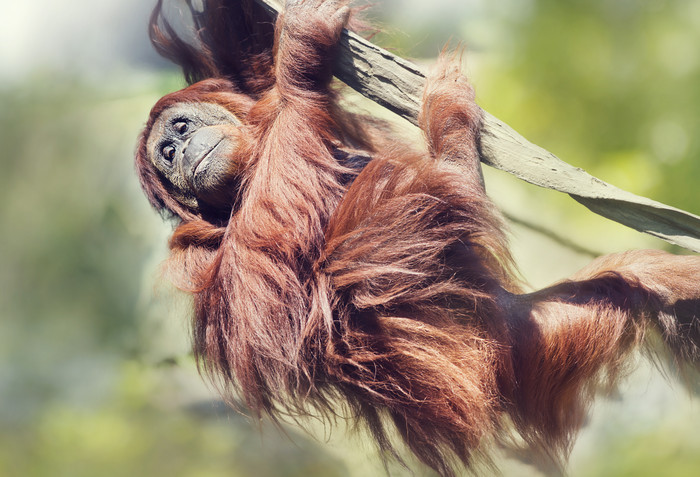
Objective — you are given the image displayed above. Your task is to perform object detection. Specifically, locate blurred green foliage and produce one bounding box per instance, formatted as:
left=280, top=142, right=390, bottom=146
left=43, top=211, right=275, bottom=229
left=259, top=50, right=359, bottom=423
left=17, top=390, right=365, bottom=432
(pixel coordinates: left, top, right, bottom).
left=1, top=0, right=699, bottom=476
left=477, top=0, right=700, bottom=211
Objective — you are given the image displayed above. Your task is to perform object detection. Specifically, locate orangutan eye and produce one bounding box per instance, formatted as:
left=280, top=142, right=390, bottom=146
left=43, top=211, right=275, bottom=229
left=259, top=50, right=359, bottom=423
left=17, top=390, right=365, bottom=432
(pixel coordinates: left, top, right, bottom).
left=174, top=121, right=188, bottom=135
left=161, top=144, right=176, bottom=163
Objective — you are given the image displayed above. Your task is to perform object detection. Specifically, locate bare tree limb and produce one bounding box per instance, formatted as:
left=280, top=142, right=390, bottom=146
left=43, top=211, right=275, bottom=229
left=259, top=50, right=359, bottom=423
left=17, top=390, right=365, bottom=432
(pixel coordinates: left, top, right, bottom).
left=256, top=0, right=700, bottom=253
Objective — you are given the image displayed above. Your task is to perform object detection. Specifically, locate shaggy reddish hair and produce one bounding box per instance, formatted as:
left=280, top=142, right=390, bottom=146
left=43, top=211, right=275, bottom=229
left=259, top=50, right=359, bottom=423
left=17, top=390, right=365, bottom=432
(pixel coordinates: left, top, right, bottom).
left=136, top=1, right=700, bottom=475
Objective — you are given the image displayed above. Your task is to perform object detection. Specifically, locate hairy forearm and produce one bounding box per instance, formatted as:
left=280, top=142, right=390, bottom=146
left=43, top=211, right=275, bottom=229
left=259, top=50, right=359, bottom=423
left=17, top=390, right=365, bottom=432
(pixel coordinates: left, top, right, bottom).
left=274, top=0, right=350, bottom=93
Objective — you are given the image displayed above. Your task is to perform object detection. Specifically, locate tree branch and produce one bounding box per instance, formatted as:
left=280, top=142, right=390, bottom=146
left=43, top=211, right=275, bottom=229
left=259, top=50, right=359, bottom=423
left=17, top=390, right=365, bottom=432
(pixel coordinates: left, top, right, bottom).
left=256, top=0, right=700, bottom=253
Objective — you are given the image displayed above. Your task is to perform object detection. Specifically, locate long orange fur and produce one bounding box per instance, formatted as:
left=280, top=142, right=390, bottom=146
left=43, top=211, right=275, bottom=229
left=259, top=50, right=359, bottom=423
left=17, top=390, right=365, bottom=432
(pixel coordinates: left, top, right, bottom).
left=136, top=1, right=700, bottom=475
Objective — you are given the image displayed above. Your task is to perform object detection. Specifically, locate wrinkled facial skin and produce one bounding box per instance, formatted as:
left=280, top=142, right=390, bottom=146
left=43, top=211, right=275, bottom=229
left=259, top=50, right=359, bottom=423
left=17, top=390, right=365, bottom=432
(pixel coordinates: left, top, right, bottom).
left=147, top=102, right=241, bottom=214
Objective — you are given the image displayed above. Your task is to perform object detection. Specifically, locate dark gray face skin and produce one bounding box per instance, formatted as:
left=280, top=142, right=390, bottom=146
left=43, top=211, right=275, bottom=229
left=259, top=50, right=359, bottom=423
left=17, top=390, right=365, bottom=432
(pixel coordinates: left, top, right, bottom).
left=147, top=102, right=242, bottom=213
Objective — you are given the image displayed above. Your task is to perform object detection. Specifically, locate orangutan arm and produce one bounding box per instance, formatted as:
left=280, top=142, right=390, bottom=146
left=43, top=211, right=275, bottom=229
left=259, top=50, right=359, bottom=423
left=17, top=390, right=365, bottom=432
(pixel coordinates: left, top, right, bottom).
left=274, top=0, right=350, bottom=94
